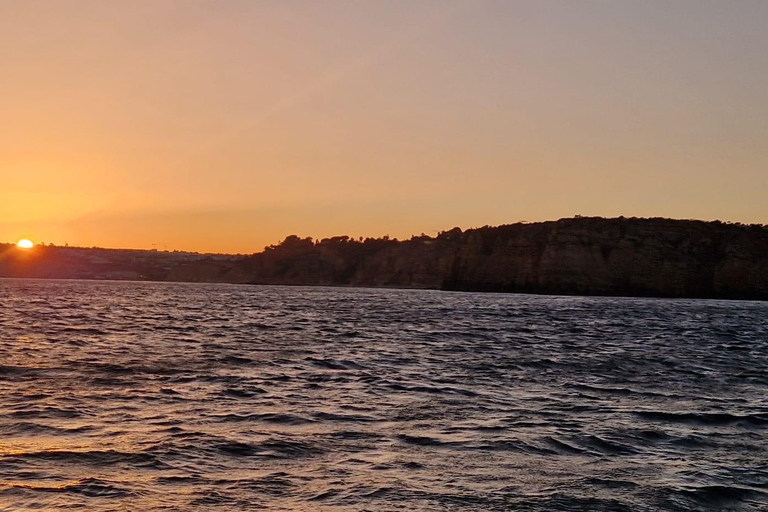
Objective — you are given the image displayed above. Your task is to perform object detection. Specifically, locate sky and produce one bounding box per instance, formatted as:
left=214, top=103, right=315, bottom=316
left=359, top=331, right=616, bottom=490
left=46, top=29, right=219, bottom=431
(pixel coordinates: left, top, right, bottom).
left=1, top=0, right=767, bottom=253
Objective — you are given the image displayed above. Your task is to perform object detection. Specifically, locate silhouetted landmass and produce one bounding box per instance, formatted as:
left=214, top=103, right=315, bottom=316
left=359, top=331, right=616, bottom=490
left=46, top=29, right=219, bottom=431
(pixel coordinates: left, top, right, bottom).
left=0, top=245, right=241, bottom=282
left=2, top=217, right=768, bottom=300
left=234, top=217, right=768, bottom=300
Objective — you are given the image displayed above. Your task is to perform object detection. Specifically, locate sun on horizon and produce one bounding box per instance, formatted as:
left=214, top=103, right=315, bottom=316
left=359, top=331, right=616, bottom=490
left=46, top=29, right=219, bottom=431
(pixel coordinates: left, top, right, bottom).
left=16, top=239, right=34, bottom=249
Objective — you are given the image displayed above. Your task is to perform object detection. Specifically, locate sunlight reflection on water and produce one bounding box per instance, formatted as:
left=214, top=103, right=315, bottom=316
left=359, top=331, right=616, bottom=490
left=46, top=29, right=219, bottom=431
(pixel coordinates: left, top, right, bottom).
left=0, top=279, right=767, bottom=511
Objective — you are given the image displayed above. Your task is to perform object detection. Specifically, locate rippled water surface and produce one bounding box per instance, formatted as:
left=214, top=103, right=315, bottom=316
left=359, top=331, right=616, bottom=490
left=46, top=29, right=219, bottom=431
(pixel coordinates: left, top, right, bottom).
left=1, top=279, right=767, bottom=511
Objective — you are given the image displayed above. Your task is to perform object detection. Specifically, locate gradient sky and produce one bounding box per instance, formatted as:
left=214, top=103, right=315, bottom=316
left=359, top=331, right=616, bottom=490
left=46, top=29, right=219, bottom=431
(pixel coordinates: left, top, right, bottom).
left=2, top=1, right=767, bottom=253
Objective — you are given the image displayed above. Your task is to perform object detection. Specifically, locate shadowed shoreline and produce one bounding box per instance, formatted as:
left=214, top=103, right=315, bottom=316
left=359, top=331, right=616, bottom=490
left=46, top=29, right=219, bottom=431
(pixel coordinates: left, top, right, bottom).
left=2, top=217, right=768, bottom=300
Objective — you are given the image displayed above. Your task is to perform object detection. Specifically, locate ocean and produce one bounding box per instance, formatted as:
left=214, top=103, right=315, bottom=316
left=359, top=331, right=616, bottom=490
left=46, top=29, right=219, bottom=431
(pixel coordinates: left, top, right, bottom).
left=1, top=279, right=766, bottom=511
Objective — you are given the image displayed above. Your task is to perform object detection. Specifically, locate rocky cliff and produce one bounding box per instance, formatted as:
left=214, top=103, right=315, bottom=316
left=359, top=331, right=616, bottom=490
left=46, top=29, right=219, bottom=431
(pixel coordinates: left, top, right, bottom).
left=3, top=217, right=767, bottom=299
left=440, top=218, right=768, bottom=299
left=235, top=217, right=768, bottom=299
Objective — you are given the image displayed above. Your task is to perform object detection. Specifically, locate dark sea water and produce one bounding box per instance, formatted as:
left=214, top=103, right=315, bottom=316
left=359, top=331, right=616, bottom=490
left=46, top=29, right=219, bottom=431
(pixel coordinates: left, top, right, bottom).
left=1, top=280, right=767, bottom=511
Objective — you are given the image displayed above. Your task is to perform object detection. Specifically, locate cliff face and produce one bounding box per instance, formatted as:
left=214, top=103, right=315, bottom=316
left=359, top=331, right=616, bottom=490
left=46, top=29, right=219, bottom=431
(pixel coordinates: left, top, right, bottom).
left=3, top=218, right=767, bottom=299
left=234, top=235, right=456, bottom=289
left=352, top=240, right=455, bottom=289
left=441, top=218, right=768, bottom=299
left=235, top=218, right=768, bottom=299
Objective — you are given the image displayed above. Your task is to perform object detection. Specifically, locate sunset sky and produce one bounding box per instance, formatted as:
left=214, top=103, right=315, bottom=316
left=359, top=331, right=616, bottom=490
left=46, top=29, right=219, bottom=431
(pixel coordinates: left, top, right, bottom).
left=2, top=0, right=767, bottom=253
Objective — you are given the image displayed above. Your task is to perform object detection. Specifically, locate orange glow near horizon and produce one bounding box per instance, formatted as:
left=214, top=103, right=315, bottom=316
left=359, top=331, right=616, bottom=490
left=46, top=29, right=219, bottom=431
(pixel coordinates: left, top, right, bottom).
left=1, top=2, right=766, bottom=253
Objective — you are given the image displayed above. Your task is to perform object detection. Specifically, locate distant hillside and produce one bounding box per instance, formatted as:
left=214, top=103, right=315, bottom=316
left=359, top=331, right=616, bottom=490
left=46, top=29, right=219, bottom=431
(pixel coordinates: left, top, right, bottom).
left=2, top=217, right=768, bottom=300
left=0, top=245, right=241, bottom=282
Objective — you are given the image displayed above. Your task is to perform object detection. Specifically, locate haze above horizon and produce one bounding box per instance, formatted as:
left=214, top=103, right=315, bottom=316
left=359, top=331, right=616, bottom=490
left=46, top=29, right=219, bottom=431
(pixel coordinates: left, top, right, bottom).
left=2, top=1, right=767, bottom=253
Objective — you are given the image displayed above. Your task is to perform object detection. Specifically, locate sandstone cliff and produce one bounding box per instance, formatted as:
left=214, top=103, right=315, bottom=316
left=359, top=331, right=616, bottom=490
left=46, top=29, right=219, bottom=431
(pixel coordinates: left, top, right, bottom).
left=235, top=217, right=768, bottom=299
left=3, top=218, right=767, bottom=299
left=440, top=218, right=768, bottom=299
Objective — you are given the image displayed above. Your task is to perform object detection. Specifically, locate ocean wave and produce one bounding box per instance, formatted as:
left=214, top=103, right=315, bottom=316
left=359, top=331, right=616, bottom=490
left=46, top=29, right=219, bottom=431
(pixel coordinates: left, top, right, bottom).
left=633, top=410, right=768, bottom=426
left=1, top=280, right=767, bottom=511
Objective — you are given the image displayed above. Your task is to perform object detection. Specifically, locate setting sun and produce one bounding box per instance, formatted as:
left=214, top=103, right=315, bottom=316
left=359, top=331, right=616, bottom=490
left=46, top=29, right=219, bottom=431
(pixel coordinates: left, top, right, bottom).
left=16, top=239, right=34, bottom=249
